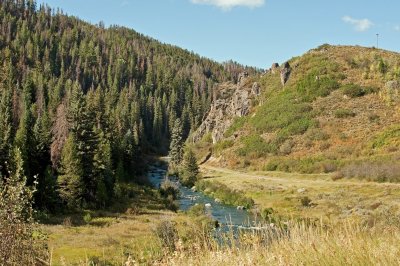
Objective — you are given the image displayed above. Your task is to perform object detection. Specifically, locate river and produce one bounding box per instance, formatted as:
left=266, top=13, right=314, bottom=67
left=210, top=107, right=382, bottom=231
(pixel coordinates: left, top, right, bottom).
left=147, top=164, right=256, bottom=228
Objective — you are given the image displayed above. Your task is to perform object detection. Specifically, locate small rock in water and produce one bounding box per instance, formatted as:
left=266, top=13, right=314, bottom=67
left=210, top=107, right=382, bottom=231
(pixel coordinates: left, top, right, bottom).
left=237, top=206, right=245, bottom=210
left=191, top=186, right=197, bottom=192
left=205, top=203, right=212, bottom=208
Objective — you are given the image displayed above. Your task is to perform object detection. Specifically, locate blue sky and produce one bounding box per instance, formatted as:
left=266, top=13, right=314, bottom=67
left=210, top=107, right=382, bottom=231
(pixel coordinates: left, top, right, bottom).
left=37, top=0, right=400, bottom=69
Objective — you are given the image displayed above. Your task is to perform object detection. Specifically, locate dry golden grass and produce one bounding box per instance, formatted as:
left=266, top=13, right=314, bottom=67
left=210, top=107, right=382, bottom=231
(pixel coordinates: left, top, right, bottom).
left=162, top=221, right=400, bottom=266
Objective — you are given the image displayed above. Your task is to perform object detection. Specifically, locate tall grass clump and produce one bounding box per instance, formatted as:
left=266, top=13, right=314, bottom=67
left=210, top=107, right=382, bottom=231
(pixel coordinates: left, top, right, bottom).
left=159, top=221, right=400, bottom=265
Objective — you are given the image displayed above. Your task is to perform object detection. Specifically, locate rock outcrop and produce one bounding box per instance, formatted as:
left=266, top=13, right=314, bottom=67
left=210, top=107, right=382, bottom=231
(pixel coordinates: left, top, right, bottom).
left=280, top=62, right=291, bottom=86
left=238, top=71, right=249, bottom=86
left=270, top=63, right=280, bottom=74
left=191, top=77, right=259, bottom=144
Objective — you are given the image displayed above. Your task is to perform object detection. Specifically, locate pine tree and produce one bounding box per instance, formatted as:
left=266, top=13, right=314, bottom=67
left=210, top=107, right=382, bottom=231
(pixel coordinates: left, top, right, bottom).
left=168, top=118, right=184, bottom=171
left=181, top=149, right=199, bottom=187
left=57, top=133, right=84, bottom=209
left=68, top=82, right=99, bottom=205
left=0, top=89, right=13, bottom=176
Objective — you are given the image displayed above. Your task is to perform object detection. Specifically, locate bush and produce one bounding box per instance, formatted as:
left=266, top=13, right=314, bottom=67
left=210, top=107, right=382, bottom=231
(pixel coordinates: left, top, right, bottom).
left=213, top=140, right=234, bottom=155
left=159, top=179, right=180, bottom=200
left=187, top=204, right=206, bottom=217
left=334, top=109, right=356, bottom=118
left=0, top=149, right=48, bottom=265
left=370, top=125, right=400, bottom=149
left=300, top=196, right=312, bottom=207
left=338, top=162, right=400, bottom=182
left=236, top=134, right=274, bottom=158
left=224, top=117, right=247, bottom=138
left=154, top=221, right=178, bottom=252
left=83, top=213, right=92, bottom=224
left=342, top=84, right=378, bottom=98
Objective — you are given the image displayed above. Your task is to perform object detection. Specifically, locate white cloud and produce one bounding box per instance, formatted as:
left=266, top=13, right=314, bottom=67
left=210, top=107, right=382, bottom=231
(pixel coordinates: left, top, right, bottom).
left=342, top=16, right=373, bottom=32
left=191, top=0, right=265, bottom=10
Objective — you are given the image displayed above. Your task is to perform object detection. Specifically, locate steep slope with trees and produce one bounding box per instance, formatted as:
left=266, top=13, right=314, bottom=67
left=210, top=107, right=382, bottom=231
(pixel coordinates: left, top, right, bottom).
left=0, top=0, right=257, bottom=210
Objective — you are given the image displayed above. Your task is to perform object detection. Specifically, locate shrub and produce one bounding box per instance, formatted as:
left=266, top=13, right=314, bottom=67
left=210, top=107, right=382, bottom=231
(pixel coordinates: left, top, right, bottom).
left=338, top=162, right=400, bottom=182
left=213, top=140, right=234, bottom=155
left=224, top=117, right=247, bottom=138
left=236, top=135, right=273, bottom=158
left=187, top=204, right=206, bottom=217
left=261, top=208, right=275, bottom=222
left=342, top=84, right=378, bottom=98
left=370, top=125, right=400, bottom=149
left=300, top=196, right=312, bottom=207
left=334, top=109, right=356, bottom=118
left=83, top=213, right=92, bottom=224
left=154, top=221, right=178, bottom=252
left=0, top=149, right=48, bottom=265
left=159, top=179, right=180, bottom=200
left=196, top=180, right=255, bottom=209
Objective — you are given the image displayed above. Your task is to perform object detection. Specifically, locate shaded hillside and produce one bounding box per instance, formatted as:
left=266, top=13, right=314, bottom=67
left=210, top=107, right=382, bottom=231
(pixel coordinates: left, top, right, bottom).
left=0, top=0, right=259, bottom=210
left=192, top=44, right=400, bottom=180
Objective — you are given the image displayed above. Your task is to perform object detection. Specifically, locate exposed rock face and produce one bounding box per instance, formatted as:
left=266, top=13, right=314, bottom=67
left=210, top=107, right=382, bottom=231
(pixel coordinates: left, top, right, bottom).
left=271, top=63, right=279, bottom=74
left=237, top=71, right=249, bottom=86
left=252, top=82, right=260, bottom=96
left=280, top=62, right=291, bottom=86
left=191, top=81, right=259, bottom=144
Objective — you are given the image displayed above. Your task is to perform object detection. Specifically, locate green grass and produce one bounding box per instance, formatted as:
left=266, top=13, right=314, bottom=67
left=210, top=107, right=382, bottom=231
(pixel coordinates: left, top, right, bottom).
left=371, top=125, right=400, bottom=149
left=213, top=139, right=234, bottom=155
left=224, top=116, right=247, bottom=138
left=196, top=180, right=255, bottom=208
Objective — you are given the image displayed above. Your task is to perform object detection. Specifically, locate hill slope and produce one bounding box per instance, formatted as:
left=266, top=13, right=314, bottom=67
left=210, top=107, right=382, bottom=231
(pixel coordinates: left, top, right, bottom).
left=0, top=0, right=259, bottom=210
left=192, top=44, right=400, bottom=180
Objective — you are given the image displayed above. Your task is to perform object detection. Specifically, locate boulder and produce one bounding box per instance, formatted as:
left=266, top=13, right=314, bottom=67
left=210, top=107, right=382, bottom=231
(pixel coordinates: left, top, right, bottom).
left=205, top=203, right=212, bottom=208
left=237, top=206, right=246, bottom=210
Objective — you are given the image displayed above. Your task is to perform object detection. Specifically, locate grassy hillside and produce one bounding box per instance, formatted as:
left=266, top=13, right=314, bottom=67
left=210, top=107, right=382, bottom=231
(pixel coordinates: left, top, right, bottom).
left=203, top=44, right=400, bottom=179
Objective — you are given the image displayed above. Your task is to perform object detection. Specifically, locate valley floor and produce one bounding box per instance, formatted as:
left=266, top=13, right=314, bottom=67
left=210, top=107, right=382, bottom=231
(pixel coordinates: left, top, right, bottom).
left=200, top=164, right=400, bottom=224
left=41, top=164, right=400, bottom=265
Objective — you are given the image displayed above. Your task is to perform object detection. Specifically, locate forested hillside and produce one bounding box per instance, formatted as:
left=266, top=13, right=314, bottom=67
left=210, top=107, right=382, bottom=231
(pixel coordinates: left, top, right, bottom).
left=0, top=0, right=256, bottom=211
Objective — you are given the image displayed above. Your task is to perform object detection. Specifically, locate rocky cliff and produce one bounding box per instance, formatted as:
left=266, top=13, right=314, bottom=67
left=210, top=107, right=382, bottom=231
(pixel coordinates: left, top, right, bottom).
left=191, top=74, right=260, bottom=144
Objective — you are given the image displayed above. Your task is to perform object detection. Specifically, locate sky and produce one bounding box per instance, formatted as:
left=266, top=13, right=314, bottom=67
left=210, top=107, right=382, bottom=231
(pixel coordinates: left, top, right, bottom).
left=37, top=0, right=400, bottom=69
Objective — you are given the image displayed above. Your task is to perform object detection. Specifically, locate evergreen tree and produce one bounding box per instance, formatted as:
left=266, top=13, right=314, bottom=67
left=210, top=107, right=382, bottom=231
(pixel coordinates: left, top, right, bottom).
left=68, top=82, right=99, bottom=205
left=0, top=89, right=13, bottom=176
left=168, top=118, right=184, bottom=170
left=57, top=134, right=84, bottom=209
left=181, top=149, right=200, bottom=187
